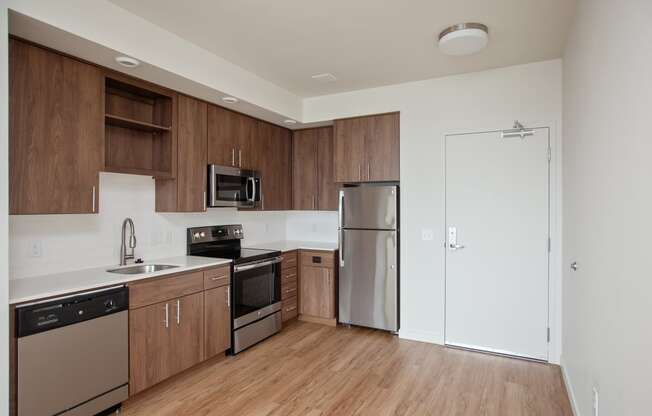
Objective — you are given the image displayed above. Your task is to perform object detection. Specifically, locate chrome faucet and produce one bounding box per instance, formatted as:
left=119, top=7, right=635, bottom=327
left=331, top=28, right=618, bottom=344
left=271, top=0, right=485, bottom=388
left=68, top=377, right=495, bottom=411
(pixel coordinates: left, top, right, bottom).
left=119, top=218, right=137, bottom=266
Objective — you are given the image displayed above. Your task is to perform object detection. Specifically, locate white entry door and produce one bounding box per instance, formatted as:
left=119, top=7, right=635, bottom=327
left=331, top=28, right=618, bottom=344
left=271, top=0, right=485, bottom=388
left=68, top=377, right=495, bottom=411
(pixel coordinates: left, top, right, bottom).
left=445, top=128, right=550, bottom=361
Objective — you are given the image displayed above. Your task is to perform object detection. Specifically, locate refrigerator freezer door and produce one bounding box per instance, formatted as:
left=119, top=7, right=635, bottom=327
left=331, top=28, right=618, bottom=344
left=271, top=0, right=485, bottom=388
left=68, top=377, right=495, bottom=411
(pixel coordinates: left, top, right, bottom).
left=339, top=229, right=398, bottom=331
left=341, top=186, right=397, bottom=230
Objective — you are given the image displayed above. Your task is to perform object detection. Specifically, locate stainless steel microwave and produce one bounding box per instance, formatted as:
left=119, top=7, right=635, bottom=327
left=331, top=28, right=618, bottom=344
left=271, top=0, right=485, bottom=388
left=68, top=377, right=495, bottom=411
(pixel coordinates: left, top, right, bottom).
left=208, top=165, right=261, bottom=208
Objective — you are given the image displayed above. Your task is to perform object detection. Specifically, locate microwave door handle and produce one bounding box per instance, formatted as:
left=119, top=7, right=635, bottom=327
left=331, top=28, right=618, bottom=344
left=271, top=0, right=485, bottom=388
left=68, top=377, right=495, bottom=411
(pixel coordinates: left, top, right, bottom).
left=244, top=177, right=250, bottom=202
left=249, top=177, right=257, bottom=203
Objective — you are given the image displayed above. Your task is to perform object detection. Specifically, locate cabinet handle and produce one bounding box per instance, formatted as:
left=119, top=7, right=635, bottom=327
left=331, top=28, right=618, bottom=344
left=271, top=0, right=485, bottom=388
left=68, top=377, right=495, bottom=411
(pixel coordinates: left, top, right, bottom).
left=285, top=288, right=297, bottom=294
left=92, top=186, right=96, bottom=213
left=164, top=303, right=169, bottom=328
left=203, top=191, right=207, bottom=212
left=285, top=306, right=297, bottom=312
left=211, top=276, right=226, bottom=281
left=239, top=149, right=242, bottom=167
left=226, top=286, right=230, bottom=308
left=231, top=148, right=235, bottom=166
left=358, top=165, right=362, bottom=181
left=367, top=164, right=371, bottom=181
left=176, top=299, right=180, bottom=325
left=312, top=196, right=316, bottom=210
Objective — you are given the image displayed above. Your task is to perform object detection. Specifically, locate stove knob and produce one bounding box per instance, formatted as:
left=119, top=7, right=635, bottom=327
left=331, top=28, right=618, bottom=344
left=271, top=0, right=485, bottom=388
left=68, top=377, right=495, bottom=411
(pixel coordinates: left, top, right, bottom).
left=105, top=299, right=115, bottom=310
left=200, top=232, right=206, bottom=238
left=193, top=232, right=201, bottom=239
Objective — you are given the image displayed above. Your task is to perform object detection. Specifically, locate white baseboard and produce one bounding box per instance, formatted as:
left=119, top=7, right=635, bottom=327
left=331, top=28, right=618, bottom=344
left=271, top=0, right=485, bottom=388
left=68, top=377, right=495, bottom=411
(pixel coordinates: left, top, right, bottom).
left=398, top=328, right=443, bottom=345
left=561, top=358, right=580, bottom=416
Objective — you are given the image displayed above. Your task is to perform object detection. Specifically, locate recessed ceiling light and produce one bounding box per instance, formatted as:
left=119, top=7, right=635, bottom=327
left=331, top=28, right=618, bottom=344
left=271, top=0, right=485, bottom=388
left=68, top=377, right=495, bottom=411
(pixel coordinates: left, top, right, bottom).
left=311, top=73, right=337, bottom=83
left=115, top=56, right=140, bottom=68
left=283, top=119, right=297, bottom=125
left=438, top=23, right=489, bottom=56
left=222, top=96, right=239, bottom=104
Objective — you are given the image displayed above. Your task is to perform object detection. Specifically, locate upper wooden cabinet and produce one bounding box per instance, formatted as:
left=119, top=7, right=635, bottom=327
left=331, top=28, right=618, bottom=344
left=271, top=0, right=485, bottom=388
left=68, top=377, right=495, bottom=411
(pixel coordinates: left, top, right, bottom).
left=256, top=122, right=292, bottom=210
left=292, top=127, right=338, bottom=211
left=156, top=95, right=207, bottom=212
left=9, top=39, right=104, bottom=214
left=333, top=112, right=400, bottom=183
left=207, top=105, right=256, bottom=169
left=104, top=73, right=177, bottom=179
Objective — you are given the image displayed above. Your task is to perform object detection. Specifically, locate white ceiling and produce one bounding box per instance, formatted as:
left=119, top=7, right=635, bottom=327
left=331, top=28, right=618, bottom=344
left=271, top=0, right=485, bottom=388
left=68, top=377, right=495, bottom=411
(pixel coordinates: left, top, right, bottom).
left=109, top=0, right=576, bottom=98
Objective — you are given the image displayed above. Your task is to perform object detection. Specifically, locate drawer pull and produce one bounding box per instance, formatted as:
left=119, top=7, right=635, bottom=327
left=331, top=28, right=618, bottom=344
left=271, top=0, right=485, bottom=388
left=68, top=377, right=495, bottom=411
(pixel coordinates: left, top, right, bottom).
left=284, top=288, right=297, bottom=294
left=283, top=274, right=297, bottom=279
left=211, top=276, right=227, bottom=281
left=285, top=306, right=297, bottom=312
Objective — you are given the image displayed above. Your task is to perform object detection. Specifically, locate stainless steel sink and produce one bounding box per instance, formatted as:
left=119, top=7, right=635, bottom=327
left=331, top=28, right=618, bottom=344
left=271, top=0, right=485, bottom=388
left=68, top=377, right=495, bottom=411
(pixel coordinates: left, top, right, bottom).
left=107, top=264, right=179, bottom=275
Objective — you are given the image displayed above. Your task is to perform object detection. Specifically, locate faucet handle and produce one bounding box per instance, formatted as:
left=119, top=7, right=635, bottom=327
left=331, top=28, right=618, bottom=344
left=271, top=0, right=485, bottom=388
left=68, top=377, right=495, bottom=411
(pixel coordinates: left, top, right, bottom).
left=135, top=258, right=144, bottom=264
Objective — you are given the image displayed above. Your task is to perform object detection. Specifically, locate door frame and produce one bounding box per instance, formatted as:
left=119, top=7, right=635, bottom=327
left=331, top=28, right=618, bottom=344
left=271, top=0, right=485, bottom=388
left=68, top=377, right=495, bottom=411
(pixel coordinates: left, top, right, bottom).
left=441, top=120, right=562, bottom=364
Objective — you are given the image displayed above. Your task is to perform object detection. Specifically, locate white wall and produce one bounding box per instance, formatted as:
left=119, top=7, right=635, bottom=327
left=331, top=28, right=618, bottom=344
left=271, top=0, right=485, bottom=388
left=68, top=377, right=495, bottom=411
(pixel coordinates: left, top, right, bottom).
left=304, top=60, right=563, bottom=359
left=562, top=0, right=652, bottom=414
left=9, top=173, right=289, bottom=279
left=0, top=5, right=10, bottom=414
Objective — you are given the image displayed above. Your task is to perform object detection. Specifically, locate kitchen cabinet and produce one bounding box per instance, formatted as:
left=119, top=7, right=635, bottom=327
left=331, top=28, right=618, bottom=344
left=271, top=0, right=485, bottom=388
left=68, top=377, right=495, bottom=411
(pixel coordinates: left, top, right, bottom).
left=207, top=105, right=256, bottom=169
left=292, top=127, right=338, bottom=210
left=298, top=250, right=338, bottom=326
left=333, top=112, right=400, bottom=183
left=171, top=292, right=205, bottom=374
left=156, top=95, right=207, bottom=212
left=9, top=39, right=104, bottom=214
left=204, top=285, right=231, bottom=359
left=256, top=122, right=293, bottom=210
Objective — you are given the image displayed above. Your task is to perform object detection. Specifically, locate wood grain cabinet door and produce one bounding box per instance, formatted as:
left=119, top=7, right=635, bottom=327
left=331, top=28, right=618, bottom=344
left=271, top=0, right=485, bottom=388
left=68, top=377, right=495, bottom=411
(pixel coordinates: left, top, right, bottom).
left=9, top=39, right=104, bottom=214
left=364, top=113, right=400, bottom=182
left=292, top=129, right=319, bottom=210
left=316, top=127, right=338, bottom=210
left=204, top=285, right=231, bottom=359
left=261, top=124, right=292, bottom=210
left=299, top=266, right=335, bottom=319
left=333, top=118, right=366, bottom=183
left=129, top=300, right=176, bottom=395
left=207, top=105, right=240, bottom=167
left=171, top=292, right=204, bottom=374
left=175, top=95, right=207, bottom=212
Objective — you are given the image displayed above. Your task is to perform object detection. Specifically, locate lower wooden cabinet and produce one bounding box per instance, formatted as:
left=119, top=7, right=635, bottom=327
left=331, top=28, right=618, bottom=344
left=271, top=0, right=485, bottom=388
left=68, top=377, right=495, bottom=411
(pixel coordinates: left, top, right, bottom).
left=281, top=251, right=299, bottom=322
left=204, top=285, right=231, bottom=359
left=128, top=266, right=230, bottom=396
left=129, top=292, right=203, bottom=395
left=298, top=250, right=338, bottom=326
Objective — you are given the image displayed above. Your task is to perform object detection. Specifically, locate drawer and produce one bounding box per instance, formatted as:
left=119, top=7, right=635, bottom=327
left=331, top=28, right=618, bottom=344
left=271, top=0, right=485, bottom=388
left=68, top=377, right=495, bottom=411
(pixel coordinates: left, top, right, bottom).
left=204, top=265, right=231, bottom=290
left=282, top=279, right=298, bottom=300
left=300, top=250, right=335, bottom=268
left=281, top=267, right=298, bottom=284
left=282, top=250, right=298, bottom=270
left=129, top=271, right=204, bottom=309
left=282, top=296, right=298, bottom=322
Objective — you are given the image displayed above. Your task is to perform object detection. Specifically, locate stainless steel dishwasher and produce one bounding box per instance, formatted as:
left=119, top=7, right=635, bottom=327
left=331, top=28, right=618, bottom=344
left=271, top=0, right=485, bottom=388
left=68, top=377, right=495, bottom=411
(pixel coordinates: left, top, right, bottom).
left=16, top=286, right=129, bottom=416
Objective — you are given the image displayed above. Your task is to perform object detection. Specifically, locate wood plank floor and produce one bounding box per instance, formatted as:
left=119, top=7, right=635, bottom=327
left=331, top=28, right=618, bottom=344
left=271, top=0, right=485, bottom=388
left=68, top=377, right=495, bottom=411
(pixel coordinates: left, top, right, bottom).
left=121, top=321, right=572, bottom=416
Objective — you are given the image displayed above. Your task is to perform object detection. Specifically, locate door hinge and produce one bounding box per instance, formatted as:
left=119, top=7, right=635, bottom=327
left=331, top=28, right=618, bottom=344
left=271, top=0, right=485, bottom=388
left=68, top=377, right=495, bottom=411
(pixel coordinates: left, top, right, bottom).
left=547, top=327, right=551, bottom=343
left=547, top=146, right=552, bottom=162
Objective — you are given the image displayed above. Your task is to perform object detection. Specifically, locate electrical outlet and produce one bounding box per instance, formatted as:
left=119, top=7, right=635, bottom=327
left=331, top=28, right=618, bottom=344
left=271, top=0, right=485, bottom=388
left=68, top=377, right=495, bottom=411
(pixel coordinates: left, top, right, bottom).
left=421, top=229, right=434, bottom=241
left=592, top=387, right=599, bottom=416
left=29, top=241, right=42, bottom=258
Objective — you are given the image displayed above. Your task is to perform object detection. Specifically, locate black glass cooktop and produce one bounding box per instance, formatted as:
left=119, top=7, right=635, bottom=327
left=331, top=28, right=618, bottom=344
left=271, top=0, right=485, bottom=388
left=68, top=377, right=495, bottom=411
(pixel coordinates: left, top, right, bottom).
left=186, top=224, right=280, bottom=265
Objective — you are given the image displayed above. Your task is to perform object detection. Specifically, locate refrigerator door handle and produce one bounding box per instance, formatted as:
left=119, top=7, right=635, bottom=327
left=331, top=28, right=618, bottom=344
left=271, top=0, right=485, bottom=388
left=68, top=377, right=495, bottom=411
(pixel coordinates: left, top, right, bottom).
left=339, top=228, right=345, bottom=267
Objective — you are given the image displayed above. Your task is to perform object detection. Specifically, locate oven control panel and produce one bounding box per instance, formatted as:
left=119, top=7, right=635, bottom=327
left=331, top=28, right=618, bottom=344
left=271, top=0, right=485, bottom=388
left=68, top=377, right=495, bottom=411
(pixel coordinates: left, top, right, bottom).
left=188, top=224, right=244, bottom=244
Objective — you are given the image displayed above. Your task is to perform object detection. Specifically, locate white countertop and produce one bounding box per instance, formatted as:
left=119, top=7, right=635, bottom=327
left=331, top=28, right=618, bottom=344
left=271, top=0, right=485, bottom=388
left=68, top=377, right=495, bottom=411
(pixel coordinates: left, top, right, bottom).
left=10, top=256, right=232, bottom=305
left=247, top=240, right=338, bottom=252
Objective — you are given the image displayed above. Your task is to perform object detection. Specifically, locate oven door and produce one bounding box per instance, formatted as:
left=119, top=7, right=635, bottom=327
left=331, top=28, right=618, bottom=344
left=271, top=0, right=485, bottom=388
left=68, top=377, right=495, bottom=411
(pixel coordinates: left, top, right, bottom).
left=232, top=257, right=282, bottom=329
left=208, top=165, right=261, bottom=208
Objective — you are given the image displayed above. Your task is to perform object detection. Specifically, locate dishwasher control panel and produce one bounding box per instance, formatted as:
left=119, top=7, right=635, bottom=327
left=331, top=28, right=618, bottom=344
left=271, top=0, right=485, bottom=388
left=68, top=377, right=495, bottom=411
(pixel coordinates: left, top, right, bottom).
left=16, top=286, right=129, bottom=337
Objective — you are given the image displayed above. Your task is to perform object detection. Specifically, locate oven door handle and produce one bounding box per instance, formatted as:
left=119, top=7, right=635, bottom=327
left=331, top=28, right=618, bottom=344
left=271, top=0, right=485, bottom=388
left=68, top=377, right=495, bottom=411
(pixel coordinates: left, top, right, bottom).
left=234, top=256, right=283, bottom=272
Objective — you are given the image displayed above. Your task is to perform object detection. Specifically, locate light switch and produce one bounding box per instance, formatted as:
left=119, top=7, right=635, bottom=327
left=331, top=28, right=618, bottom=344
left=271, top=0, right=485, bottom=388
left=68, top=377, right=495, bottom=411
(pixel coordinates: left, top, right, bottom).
left=421, top=229, right=434, bottom=241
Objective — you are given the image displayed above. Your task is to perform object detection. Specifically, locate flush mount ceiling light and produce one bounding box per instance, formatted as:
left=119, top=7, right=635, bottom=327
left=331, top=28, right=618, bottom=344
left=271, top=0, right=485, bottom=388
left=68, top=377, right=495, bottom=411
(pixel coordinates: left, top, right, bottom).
left=283, top=119, right=297, bottom=125
left=438, top=23, right=489, bottom=56
left=222, top=96, right=239, bottom=104
left=115, top=56, right=140, bottom=68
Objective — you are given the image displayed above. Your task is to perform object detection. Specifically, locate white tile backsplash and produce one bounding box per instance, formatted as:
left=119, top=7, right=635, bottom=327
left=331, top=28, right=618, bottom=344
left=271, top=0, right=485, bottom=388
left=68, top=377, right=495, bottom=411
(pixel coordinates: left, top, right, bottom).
left=9, top=172, right=337, bottom=279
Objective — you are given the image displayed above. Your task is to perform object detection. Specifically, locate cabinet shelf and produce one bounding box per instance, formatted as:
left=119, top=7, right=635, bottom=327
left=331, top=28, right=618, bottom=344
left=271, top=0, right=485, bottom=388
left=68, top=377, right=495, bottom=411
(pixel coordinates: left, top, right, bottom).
left=105, top=114, right=171, bottom=133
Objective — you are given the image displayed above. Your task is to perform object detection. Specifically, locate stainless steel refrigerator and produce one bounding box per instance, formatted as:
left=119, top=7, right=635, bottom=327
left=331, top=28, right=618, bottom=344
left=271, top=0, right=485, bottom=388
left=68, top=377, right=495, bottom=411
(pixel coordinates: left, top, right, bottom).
left=338, top=185, right=399, bottom=332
